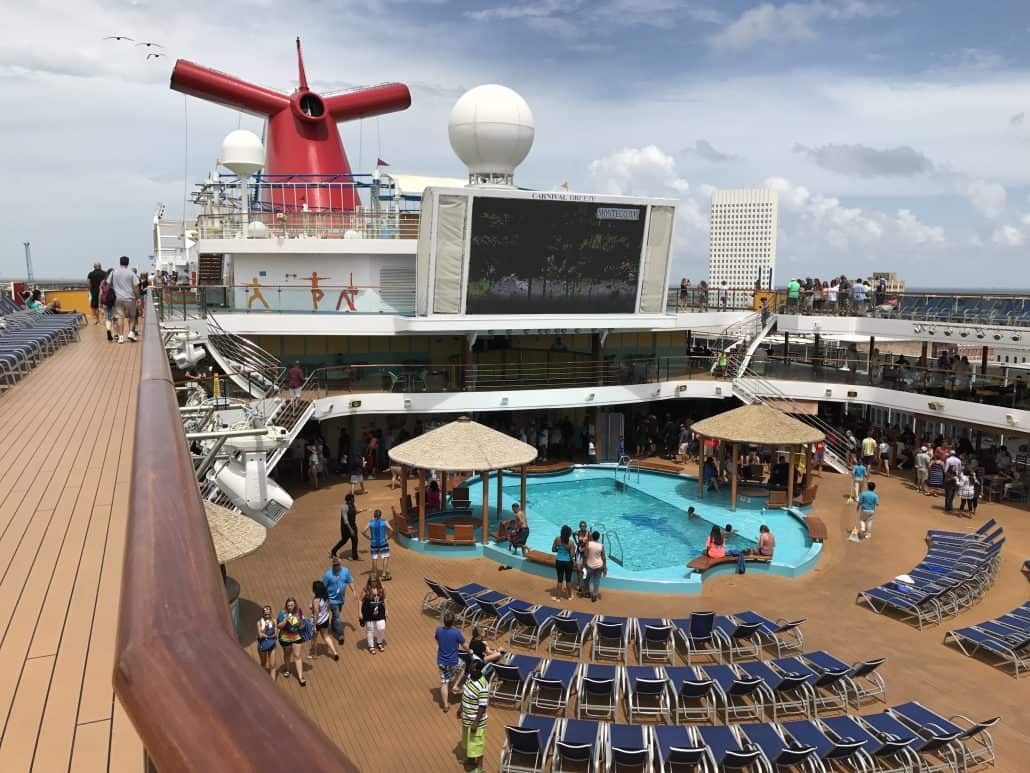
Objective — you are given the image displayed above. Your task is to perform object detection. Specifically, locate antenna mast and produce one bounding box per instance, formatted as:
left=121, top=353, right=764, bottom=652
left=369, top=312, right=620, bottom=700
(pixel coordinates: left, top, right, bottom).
left=23, top=242, right=34, bottom=285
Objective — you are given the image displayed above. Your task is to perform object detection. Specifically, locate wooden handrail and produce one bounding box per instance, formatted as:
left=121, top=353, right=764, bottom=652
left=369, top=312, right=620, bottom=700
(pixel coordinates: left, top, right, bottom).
left=114, top=303, right=354, bottom=771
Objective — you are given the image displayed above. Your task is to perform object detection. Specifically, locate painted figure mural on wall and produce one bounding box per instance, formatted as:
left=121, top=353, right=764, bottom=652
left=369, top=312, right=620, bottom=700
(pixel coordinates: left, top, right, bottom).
left=335, top=273, right=358, bottom=311
left=307, top=272, right=329, bottom=311
left=247, top=277, right=270, bottom=310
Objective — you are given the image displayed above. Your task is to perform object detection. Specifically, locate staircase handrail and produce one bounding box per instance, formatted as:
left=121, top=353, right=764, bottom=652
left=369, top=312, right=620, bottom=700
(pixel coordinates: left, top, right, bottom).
left=735, top=316, right=777, bottom=377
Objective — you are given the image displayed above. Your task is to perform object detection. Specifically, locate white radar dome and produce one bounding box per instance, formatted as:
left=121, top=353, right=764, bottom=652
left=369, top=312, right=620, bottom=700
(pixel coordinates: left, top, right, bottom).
left=448, top=84, right=534, bottom=185
left=220, top=129, right=265, bottom=179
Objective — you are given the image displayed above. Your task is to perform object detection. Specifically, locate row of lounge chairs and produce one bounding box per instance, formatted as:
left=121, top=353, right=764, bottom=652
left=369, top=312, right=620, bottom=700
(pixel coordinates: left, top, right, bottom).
left=945, top=600, right=1030, bottom=678
left=0, top=296, right=83, bottom=389
left=856, top=520, right=1005, bottom=629
left=490, top=650, right=886, bottom=723
left=422, top=580, right=805, bottom=662
left=499, top=701, right=999, bottom=773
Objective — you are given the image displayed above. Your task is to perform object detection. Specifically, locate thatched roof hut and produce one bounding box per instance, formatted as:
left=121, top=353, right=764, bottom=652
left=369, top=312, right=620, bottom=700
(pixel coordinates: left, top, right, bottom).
left=204, top=501, right=267, bottom=564
left=690, top=403, right=824, bottom=446
left=388, top=417, right=537, bottom=472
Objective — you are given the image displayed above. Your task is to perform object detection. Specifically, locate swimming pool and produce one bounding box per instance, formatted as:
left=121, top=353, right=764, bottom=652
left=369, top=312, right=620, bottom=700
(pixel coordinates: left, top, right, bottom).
left=461, top=466, right=820, bottom=586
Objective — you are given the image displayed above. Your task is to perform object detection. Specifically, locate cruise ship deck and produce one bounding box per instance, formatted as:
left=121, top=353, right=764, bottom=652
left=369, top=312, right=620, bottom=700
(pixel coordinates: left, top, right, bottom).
left=0, top=324, right=142, bottom=772
left=2, top=318, right=1028, bottom=771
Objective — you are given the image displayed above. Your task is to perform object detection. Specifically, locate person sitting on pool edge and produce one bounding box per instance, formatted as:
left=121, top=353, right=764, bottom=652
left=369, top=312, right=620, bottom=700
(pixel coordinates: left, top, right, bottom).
left=704, top=525, right=725, bottom=559
left=506, top=503, right=529, bottom=556
left=742, top=524, right=775, bottom=559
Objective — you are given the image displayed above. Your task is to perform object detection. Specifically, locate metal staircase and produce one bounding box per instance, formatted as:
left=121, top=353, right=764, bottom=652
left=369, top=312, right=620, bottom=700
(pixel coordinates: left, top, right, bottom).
left=718, top=346, right=852, bottom=474
left=264, top=397, right=315, bottom=470
left=708, top=312, right=764, bottom=375
left=204, top=314, right=284, bottom=398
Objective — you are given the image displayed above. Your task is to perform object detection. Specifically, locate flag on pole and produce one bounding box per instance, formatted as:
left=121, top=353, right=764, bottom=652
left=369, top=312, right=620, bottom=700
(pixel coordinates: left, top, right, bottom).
left=376, top=158, right=390, bottom=167
left=560, top=181, right=569, bottom=190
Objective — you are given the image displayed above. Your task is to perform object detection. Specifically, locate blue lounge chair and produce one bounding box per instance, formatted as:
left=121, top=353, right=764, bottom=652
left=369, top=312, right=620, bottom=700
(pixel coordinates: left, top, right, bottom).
left=527, top=658, right=580, bottom=715
left=475, top=597, right=535, bottom=639
left=738, top=660, right=814, bottom=720
left=607, top=723, right=652, bottom=772
left=500, top=714, right=558, bottom=773
left=730, top=611, right=806, bottom=656
left=490, top=654, right=541, bottom=706
left=926, top=518, right=998, bottom=545
left=509, top=606, right=562, bottom=650
left=713, top=617, right=764, bottom=661
left=846, top=657, right=889, bottom=706
left=623, top=666, right=670, bottom=722
left=944, top=625, right=1030, bottom=678
left=861, top=711, right=959, bottom=773
left=771, top=655, right=849, bottom=714
left=635, top=617, right=675, bottom=663
left=671, top=612, right=722, bottom=663
left=592, top=616, right=630, bottom=662
left=552, top=719, right=602, bottom=773
left=665, top=665, right=717, bottom=723
left=696, top=725, right=762, bottom=770
left=701, top=664, right=765, bottom=723
left=856, top=583, right=944, bottom=629
left=738, top=722, right=818, bottom=772
left=550, top=611, right=596, bottom=658
left=780, top=719, right=868, bottom=770
left=889, top=701, right=1001, bottom=771
left=819, top=715, right=917, bottom=771
left=576, top=664, right=620, bottom=720
left=654, top=725, right=710, bottom=773
left=422, top=578, right=453, bottom=616
left=446, top=585, right=503, bottom=626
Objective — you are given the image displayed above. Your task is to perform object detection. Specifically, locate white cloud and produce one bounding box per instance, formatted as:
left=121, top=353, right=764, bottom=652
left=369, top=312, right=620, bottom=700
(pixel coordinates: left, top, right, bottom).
left=993, top=225, right=1025, bottom=247
left=711, top=0, right=891, bottom=50
left=962, top=180, right=1007, bottom=220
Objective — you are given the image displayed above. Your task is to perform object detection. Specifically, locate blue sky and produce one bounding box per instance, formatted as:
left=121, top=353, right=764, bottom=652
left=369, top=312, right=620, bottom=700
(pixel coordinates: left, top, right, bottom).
left=1, top=0, right=1029, bottom=286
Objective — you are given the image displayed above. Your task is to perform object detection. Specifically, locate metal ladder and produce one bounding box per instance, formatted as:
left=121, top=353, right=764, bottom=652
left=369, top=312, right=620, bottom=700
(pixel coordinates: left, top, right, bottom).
left=592, top=523, right=625, bottom=566
left=613, top=456, right=640, bottom=485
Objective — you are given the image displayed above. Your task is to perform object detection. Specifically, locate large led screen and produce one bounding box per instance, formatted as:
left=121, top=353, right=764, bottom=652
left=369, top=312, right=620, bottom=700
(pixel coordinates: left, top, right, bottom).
left=465, top=197, right=646, bottom=314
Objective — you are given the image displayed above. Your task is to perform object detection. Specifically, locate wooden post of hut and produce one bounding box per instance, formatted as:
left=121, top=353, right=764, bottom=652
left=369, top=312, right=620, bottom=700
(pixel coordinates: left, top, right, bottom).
left=440, top=471, right=448, bottom=509
left=697, top=434, right=705, bottom=497
left=496, top=468, right=503, bottom=524
left=481, top=470, right=490, bottom=545
left=520, top=465, right=527, bottom=513
left=804, top=443, right=813, bottom=491
left=418, top=469, right=427, bottom=541
left=731, top=443, right=739, bottom=510
left=786, top=446, right=796, bottom=508
left=400, top=466, right=408, bottom=517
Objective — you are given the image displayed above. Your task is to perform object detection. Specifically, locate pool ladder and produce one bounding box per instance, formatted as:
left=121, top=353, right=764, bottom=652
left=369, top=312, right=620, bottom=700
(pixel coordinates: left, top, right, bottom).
left=593, top=522, right=625, bottom=567
left=614, top=456, right=640, bottom=485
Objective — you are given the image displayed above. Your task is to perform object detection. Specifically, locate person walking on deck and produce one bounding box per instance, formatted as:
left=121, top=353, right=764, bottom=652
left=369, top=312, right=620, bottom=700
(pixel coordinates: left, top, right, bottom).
left=109, top=255, right=139, bottom=344
left=459, top=659, right=490, bottom=773
left=322, top=557, right=353, bottom=646
left=256, top=605, right=278, bottom=681
left=850, top=459, right=868, bottom=502
left=854, top=481, right=880, bottom=540
left=276, top=597, right=307, bottom=686
left=307, top=581, right=340, bottom=662
left=287, top=361, right=304, bottom=401
left=362, top=508, right=394, bottom=580
left=87, top=261, right=107, bottom=325
left=359, top=575, right=388, bottom=653
left=435, top=611, right=468, bottom=712
left=330, top=493, right=361, bottom=559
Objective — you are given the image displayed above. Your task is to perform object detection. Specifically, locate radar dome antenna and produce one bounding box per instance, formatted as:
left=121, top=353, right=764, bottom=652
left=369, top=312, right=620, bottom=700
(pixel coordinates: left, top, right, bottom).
left=295, top=37, right=309, bottom=91
left=448, top=84, right=534, bottom=187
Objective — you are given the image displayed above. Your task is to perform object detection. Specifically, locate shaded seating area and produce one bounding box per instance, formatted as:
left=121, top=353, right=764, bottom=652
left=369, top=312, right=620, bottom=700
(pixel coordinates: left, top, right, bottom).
left=857, top=522, right=1005, bottom=629
left=389, top=417, right=536, bottom=544
left=690, top=403, right=824, bottom=511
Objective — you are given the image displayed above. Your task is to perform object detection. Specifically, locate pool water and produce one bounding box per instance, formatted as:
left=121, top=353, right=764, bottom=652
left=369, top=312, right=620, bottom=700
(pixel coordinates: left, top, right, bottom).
left=464, top=466, right=813, bottom=573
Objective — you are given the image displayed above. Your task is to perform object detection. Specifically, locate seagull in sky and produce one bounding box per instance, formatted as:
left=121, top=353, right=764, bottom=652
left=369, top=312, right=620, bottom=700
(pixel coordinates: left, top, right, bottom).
left=103, top=35, right=134, bottom=42
left=146, top=52, right=166, bottom=60
left=135, top=41, right=164, bottom=48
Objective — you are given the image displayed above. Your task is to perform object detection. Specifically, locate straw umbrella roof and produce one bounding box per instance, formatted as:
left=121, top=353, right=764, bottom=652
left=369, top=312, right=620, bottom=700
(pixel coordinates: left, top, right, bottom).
left=204, top=501, right=268, bottom=564
left=690, top=403, right=824, bottom=445
left=388, top=417, right=538, bottom=472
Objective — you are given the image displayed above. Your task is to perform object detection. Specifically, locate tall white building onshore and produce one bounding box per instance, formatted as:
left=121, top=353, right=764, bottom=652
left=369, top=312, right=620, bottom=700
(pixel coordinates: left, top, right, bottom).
left=707, top=188, right=778, bottom=307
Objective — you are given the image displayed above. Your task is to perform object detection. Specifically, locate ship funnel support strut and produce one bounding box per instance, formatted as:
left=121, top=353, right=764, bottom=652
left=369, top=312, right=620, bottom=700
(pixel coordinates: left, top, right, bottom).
left=170, top=39, right=411, bottom=211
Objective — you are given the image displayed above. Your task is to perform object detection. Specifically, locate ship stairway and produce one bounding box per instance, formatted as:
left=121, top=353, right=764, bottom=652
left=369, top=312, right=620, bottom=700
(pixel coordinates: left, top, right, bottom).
left=708, top=312, right=764, bottom=376
left=204, top=314, right=284, bottom=399
left=264, top=396, right=315, bottom=471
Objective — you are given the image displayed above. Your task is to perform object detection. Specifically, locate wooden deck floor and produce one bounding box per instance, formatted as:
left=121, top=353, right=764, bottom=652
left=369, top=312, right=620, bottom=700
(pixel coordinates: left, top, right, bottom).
left=0, top=324, right=143, bottom=772
left=232, top=462, right=1030, bottom=772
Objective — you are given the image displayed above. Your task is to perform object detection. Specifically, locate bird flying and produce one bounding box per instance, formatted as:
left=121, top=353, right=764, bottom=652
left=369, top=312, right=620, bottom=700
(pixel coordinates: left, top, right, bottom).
left=135, top=41, right=164, bottom=48
left=103, top=35, right=134, bottom=42
left=146, top=52, right=166, bottom=60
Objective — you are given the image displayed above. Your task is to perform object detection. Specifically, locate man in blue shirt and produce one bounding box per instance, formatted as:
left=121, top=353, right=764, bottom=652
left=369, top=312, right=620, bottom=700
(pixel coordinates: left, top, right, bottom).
left=851, top=461, right=868, bottom=501
left=855, top=481, right=880, bottom=540
left=322, top=556, right=353, bottom=645
left=435, top=611, right=468, bottom=712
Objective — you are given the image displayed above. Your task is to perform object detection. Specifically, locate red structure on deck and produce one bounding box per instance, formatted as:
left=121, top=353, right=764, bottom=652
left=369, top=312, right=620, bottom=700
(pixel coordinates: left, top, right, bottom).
left=170, top=39, right=411, bottom=212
